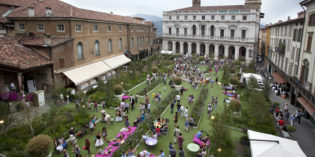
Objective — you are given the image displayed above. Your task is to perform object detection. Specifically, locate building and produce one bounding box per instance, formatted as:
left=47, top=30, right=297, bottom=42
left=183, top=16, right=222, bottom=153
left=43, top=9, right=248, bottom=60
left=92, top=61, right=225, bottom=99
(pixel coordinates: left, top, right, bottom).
left=259, top=26, right=270, bottom=57
left=0, top=0, right=156, bottom=91
left=162, top=0, right=262, bottom=62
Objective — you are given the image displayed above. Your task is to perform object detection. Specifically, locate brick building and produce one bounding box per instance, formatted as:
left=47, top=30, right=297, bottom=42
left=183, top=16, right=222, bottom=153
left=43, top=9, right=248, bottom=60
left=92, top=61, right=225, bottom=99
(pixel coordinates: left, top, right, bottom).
left=0, top=0, right=156, bottom=91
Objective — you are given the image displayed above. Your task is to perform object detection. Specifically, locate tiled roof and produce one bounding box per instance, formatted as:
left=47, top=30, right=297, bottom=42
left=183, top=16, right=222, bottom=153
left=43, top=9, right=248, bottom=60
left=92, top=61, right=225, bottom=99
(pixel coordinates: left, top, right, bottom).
left=7, top=0, right=152, bottom=26
left=169, top=5, right=246, bottom=12
left=0, top=0, right=34, bottom=7
left=0, top=37, right=52, bottom=70
left=19, top=36, right=73, bottom=47
left=0, top=5, right=13, bottom=22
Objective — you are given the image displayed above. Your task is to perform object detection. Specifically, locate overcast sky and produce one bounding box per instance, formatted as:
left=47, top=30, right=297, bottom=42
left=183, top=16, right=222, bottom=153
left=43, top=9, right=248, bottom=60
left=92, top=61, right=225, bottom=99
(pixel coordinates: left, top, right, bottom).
left=60, top=0, right=303, bottom=24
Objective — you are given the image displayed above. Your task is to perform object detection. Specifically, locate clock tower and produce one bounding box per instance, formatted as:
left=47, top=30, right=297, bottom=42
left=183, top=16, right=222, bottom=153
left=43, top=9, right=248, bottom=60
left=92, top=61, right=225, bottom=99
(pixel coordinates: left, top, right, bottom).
left=245, top=0, right=262, bottom=10
left=192, top=0, right=201, bottom=7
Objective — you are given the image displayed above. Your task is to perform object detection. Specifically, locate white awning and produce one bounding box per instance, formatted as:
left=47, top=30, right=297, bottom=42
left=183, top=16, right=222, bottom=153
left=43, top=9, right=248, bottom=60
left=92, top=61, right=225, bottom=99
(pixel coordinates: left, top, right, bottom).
left=248, top=130, right=306, bottom=157
left=63, top=61, right=111, bottom=86
left=103, top=55, right=131, bottom=69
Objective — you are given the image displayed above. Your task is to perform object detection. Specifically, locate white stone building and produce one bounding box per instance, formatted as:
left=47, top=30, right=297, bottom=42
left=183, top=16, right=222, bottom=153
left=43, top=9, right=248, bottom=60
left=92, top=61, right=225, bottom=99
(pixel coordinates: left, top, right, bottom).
left=268, top=14, right=304, bottom=77
left=162, top=0, right=262, bottom=62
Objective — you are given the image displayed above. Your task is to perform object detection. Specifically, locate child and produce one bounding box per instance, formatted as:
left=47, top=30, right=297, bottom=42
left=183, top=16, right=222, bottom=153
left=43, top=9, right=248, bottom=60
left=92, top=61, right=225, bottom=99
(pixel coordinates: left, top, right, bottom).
left=184, top=118, right=189, bottom=132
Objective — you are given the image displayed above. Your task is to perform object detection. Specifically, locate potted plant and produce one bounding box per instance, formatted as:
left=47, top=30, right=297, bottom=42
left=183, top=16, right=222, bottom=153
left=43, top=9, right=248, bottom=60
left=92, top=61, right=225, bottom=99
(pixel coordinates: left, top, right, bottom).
left=113, top=84, right=124, bottom=99
left=229, top=99, right=241, bottom=114
left=173, top=77, right=182, bottom=91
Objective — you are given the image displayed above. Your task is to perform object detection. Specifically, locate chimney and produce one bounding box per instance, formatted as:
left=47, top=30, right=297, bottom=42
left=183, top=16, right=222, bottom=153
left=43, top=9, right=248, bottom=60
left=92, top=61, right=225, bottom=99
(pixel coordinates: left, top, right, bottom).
left=45, top=7, right=53, bottom=17
left=287, top=16, right=290, bottom=21
left=192, top=0, right=201, bottom=7
left=44, top=33, right=51, bottom=45
left=27, top=7, right=35, bottom=17
left=298, top=12, right=305, bottom=18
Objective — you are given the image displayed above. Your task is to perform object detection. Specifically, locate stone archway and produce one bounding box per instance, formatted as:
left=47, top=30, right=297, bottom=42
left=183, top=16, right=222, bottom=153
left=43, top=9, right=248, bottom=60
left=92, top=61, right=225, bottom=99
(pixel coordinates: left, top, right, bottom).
left=184, top=43, right=188, bottom=54
left=176, top=42, right=180, bottom=53
left=200, top=43, right=205, bottom=56
left=168, top=41, right=173, bottom=51
left=228, top=46, right=235, bottom=60
left=209, top=44, right=215, bottom=58
left=239, top=46, right=246, bottom=61
left=192, top=43, right=197, bottom=54
left=219, top=45, right=225, bottom=58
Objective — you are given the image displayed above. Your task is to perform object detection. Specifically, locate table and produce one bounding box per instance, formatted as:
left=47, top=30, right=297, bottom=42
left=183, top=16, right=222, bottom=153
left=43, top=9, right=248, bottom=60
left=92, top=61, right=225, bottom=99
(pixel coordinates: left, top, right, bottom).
left=187, top=143, right=200, bottom=152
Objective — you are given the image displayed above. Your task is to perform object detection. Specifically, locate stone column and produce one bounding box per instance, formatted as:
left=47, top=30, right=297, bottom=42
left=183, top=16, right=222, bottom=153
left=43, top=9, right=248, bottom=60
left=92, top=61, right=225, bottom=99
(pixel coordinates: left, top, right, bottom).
left=224, top=45, right=229, bottom=58
left=188, top=42, right=192, bottom=55
left=246, top=47, right=253, bottom=62
left=162, top=40, right=167, bottom=51
left=214, top=44, right=219, bottom=60
left=235, top=46, right=240, bottom=60
left=17, top=72, right=23, bottom=93
left=172, top=41, right=176, bottom=52
left=205, top=43, right=210, bottom=56
left=180, top=41, right=184, bottom=55
left=197, top=43, right=201, bottom=55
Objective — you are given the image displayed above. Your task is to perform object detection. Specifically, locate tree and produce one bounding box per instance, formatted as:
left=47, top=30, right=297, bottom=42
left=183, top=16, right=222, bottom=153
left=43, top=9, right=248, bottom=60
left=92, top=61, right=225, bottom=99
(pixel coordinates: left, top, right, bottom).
left=248, top=77, right=258, bottom=90
left=25, top=135, right=52, bottom=157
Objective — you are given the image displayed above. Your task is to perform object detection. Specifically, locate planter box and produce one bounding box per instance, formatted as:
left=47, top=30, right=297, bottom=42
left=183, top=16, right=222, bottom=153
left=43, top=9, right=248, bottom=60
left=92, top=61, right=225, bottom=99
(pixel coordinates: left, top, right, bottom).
left=174, top=85, right=182, bottom=91
left=114, top=94, right=123, bottom=100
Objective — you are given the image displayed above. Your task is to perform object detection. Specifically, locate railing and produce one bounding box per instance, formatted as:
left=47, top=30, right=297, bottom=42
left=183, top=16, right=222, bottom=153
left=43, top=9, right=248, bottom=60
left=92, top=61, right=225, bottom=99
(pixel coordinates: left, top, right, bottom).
left=267, top=57, right=315, bottom=105
left=162, top=34, right=255, bottom=43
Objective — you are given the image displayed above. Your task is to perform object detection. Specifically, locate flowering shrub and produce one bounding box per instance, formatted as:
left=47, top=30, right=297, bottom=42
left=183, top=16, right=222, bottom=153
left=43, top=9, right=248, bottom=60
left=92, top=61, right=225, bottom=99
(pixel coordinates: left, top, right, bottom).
left=25, top=93, right=34, bottom=102
left=0, top=92, right=23, bottom=102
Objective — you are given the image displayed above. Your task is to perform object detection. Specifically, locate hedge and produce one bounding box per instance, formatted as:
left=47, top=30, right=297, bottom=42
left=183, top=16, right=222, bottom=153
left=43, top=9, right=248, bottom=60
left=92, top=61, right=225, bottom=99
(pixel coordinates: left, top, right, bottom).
left=113, top=90, right=178, bottom=156
left=137, top=79, right=162, bottom=96
left=190, top=87, right=209, bottom=125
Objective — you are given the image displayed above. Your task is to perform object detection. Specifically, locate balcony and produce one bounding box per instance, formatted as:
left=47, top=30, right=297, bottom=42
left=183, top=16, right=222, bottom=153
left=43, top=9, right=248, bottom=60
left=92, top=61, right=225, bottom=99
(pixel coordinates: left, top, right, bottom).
left=266, top=57, right=315, bottom=105
left=162, top=34, right=255, bottom=43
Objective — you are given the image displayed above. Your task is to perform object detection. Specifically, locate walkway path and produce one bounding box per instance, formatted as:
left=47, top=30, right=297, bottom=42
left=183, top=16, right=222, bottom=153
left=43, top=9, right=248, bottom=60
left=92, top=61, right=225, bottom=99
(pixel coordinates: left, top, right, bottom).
left=269, top=90, right=315, bottom=157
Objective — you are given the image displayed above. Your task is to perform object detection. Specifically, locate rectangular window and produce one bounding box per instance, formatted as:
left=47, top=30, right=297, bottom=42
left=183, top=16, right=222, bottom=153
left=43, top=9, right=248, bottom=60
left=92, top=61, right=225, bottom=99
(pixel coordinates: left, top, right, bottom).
left=19, top=24, right=25, bottom=31
left=169, top=28, right=172, bottom=35
left=93, top=25, right=99, bottom=32
left=57, top=24, right=65, bottom=32
left=221, top=16, right=225, bottom=20
left=232, top=16, right=235, bottom=20
left=295, top=49, right=300, bottom=62
left=176, top=28, right=179, bottom=35
left=202, top=16, right=205, bottom=20
left=107, top=25, right=112, bottom=32
left=37, top=24, right=44, bottom=31
left=193, top=16, right=196, bottom=20
left=176, top=16, right=179, bottom=20
left=243, top=16, right=247, bottom=20
left=309, top=14, right=315, bottom=26
left=306, top=32, right=313, bottom=52
left=230, top=30, right=235, bottom=38
left=119, top=26, right=122, bottom=32
left=220, top=29, right=224, bottom=37
left=75, top=24, right=82, bottom=32
left=242, top=30, right=246, bottom=38
left=169, top=16, right=172, bottom=20
left=211, top=16, right=215, bottom=20
left=185, top=16, right=188, bottom=20
left=184, top=28, right=187, bottom=36
left=59, top=58, right=65, bottom=69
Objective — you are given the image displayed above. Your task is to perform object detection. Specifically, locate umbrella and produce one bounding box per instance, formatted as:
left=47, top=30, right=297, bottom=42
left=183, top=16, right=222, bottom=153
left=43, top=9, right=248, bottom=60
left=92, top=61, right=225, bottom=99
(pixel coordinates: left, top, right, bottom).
left=187, top=143, right=200, bottom=152
left=146, top=138, right=158, bottom=146
left=248, top=130, right=306, bottom=157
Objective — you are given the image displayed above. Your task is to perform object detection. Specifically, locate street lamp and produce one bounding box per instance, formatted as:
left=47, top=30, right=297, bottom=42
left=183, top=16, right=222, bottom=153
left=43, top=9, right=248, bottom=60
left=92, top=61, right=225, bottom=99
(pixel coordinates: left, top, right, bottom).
left=211, top=115, right=216, bottom=120
left=217, top=148, right=222, bottom=152
left=0, top=120, right=4, bottom=124
left=121, top=82, right=124, bottom=85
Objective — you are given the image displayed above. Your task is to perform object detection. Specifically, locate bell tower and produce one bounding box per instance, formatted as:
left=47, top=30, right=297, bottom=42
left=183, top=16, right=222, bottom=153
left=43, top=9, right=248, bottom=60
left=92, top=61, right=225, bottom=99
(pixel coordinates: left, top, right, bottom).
left=192, top=0, right=201, bottom=7
left=245, top=0, right=262, bottom=10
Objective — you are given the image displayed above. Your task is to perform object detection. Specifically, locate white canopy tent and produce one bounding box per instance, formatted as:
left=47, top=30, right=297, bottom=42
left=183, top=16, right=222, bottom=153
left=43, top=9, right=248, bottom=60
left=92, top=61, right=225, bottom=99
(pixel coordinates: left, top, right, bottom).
left=160, top=50, right=174, bottom=55
left=240, top=73, right=263, bottom=84
left=248, top=130, right=306, bottom=157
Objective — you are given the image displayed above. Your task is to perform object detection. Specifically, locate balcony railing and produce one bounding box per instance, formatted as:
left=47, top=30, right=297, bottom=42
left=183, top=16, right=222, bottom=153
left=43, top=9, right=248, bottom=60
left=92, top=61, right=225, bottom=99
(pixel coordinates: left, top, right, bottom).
left=267, top=57, right=315, bottom=105
left=162, top=34, right=255, bottom=43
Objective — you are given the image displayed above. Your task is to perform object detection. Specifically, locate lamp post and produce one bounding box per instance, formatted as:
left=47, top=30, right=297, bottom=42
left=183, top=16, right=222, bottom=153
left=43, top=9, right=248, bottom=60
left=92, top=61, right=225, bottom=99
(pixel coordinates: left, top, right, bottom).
left=211, top=115, right=216, bottom=120
left=0, top=120, right=4, bottom=124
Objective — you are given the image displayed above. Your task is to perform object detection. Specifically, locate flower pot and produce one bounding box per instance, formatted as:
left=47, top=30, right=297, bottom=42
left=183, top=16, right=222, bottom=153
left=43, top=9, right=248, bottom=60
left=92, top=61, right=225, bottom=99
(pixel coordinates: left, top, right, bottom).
left=114, top=94, right=123, bottom=100
left=174, top=85, right=182, bottom=91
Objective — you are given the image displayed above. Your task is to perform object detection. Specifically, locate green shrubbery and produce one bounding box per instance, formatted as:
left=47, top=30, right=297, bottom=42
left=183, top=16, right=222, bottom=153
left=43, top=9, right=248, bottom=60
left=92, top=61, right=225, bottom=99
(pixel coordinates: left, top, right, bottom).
left=229, top=77, right=240, bottom=85
left=191, top=87, right=209, bottom=125
left=25, top=135, right=52, bottom=157
left=113, top=84, right=124, bottom=95
left=152, top=66, right=159, bottom=73
left=174, top=77, right=182, bottom=85
left=229, top=99, right=242, bottom=112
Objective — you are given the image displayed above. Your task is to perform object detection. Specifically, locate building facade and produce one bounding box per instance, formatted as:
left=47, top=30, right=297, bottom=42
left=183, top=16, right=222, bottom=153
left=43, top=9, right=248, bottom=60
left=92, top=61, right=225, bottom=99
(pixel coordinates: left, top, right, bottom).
left=0, top=0, right=156, bottom=91
left=162, top=0, right=262, bottom=62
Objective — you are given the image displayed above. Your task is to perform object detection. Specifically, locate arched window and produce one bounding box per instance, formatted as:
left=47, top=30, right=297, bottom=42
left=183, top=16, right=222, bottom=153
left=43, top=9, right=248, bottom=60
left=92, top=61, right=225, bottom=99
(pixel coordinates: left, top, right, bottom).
left=210, top=25, right=215, bottom=37
left=119, top=38, right=122, bottom=50
left=192, top=25, right=196, bottom=36
left=77, top=42, right=83, bottom=60
left=94, top=40, right=100, bottom=56
left=131, top=37, right=134, bottom=48
left=108, top=39, right=112, bottom=53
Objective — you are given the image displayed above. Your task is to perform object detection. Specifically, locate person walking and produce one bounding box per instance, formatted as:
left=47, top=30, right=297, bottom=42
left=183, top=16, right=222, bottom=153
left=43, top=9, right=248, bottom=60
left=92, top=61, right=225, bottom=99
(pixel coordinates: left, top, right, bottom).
left=214, top=97, right=218, bottom=110
left=171, top=102, right=175, bottom=114
left=174, top=112, right=178, bottom=125
left=169, top=146, right=176, bottom=157
left=84, top=138, right=90, bottom=155
left=184, top=118, right=189, bottom=132
left=296, top=110, right=303, bottom=124
left=130, top=95, right=135, bottom=110
left=178, top=148, right=185, bottom=157
left=178, top=133, right=184, bottom=149
left=173, top=126, right=181, bottom=143
left=147, top=103, right=151, bottom=113
left=94, top=101, right=98, bottom=112
left=75, top=145, right=81, bottom=157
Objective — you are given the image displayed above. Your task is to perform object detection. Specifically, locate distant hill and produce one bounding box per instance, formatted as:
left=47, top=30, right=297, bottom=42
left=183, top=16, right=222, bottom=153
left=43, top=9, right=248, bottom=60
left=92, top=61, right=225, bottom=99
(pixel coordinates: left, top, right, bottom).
left=133, top=14, right=162, bottom=36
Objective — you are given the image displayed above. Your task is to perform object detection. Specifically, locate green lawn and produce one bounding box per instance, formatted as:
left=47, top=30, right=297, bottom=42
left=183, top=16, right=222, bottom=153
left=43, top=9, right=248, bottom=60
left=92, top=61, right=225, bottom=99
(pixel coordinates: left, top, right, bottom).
left=54, top=80, right=169, bottom=157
